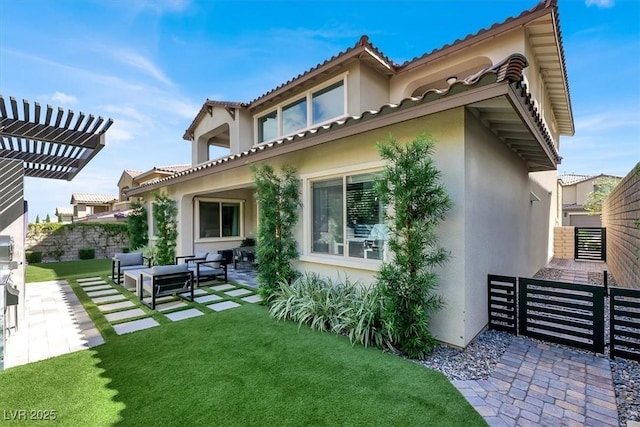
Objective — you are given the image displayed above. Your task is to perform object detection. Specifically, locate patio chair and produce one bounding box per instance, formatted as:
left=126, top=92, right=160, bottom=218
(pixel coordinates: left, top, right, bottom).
left=175, top=250, right=208, bottom=266
left=112, top=252, right=152, bottom=285
left=138, top=264, right=194, bottom=309
left=190, top=252, right=227, bottom=286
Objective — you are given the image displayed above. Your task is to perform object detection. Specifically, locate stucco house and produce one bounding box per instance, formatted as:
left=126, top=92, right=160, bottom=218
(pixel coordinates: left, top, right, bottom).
left=127, top=0, right=573, bottom=348
left=559, top=173, right=622, bottom=227
left=70, top=193, right=118, bottom=221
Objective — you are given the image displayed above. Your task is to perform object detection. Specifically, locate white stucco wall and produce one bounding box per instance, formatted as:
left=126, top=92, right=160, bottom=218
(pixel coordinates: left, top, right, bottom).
left=463, top=110, right=533, bottom=344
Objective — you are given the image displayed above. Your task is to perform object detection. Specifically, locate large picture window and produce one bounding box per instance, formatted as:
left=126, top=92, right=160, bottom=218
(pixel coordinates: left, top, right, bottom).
left=257, top=77, right=346, bottom=143
left=197, top=199, right=242, bottom=239
left=310, top=172, right=387, bottom=260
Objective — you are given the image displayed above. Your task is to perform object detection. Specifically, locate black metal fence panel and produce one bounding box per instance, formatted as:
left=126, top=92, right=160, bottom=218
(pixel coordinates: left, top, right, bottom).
left=574, top=227, right=606, bottom=261
left=610, top=287, right=640, bottom=361
left=488, top=275, right=517, bottom=334
left=518, top=278, right=605, bottom=354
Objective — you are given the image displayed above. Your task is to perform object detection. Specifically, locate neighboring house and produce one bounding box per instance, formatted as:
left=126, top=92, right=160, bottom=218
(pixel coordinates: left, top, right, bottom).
left=65, top=165, right=191, bottom=223
left=127, top=0, right=573, bottom=348
left=559, top=173, right=622, bottom=227
left=54, top=206, right=74, bottom=223
left=70, top=193, right=118, bottom=221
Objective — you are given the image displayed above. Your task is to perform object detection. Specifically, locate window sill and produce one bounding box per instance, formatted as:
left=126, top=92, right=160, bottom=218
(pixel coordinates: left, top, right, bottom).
left=195, top=236, right=243, bottom=244
left=299, top=253, right=382, bottom=272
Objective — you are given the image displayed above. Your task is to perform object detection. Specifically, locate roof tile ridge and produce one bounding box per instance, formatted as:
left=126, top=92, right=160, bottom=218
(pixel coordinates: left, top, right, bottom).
left=397, top=0, right=550, bottom=69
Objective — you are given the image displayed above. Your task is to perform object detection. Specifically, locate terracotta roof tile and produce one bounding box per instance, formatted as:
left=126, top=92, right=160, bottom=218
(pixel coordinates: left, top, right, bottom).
left=559, top=173, right=593, bottom=186
left=130, top=53, right=556, bottom=193
left=71, top=193, right=117, bottom=204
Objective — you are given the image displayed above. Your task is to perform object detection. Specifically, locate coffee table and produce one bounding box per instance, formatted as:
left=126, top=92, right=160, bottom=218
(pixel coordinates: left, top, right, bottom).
left=122, top=268, right=152, bottom=291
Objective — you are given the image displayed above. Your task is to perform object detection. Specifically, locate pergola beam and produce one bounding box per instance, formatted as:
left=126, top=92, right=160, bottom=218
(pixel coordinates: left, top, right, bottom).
left=0, top=95, right=112, bottom=180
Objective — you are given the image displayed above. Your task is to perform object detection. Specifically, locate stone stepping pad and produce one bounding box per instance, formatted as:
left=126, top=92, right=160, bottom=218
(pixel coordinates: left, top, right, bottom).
left=92, top=294, right=127, bottom=304
left=194, top=294, right=223, bottom=304
left=82, top=284, right=112, bottom=292
left=156, top=300, right=189, bottom=312
left=78, top=280, right=108, bottom=287
left=207, top=301, right=241, bottom=312
left=113, top=318, right=159, bottom=335
left=225, top=289, right=253, bottom=297
left=86, top=289, right=119, bottom=298
left=211, top=284, right=235, bottom=291
left=241, top=295, right=262, bottom=304
left=77, top=277, right=104, bottom=283
left=165, top=308, right=204, bottom=322
left=105, top=308, right=146, bottom=322
left=98, top=300, right=135, bottom=312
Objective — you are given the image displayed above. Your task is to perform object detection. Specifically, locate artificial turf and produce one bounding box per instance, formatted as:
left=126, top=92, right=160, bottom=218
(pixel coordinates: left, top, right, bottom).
left=0, top=304, right=486, bottom=426
left=25, top=259, right=112, bottom=283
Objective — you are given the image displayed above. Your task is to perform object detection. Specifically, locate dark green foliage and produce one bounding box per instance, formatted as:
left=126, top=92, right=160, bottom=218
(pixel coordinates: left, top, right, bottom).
left=127, top=200, right=148, bottom=251
left=152, top=193, right=178, bottom=265
left=78, top=248, right=95, bottom=260
left=45, top=213, right=51, bottom=223
left=270, top=273, right=387, bottom=348
left=35, top=214, right=40, bottom=224
left=375, top=133, right=452, bottom=358
left=251, top=164, right=301, bottom=300
left=25, top=251, right=42, bottom=264
left=241, top=237, right=256, bottom=247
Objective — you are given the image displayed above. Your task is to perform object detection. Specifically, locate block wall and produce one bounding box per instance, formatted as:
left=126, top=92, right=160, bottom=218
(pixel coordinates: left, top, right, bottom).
left=553, top=226, right=574, bottom=259
left=602, top=164, right=640, bottom=288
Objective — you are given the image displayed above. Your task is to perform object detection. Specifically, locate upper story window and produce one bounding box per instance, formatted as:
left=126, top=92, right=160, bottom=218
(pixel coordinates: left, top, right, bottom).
left=256, top=75, right=347, bottom=144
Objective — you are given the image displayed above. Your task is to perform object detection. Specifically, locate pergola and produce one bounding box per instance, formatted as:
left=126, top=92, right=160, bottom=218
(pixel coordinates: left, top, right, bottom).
left=0, top=95, right=113, bottom=180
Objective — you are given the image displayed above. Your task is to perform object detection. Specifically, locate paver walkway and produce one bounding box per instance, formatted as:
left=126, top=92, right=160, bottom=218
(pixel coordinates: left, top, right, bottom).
left=546, top=258, right=609, bottom=285
left=454, top=337, right=619, bottom=427
left=4, top=280, right=103, bottom=368
left=5, top=271, right=261, bottom=369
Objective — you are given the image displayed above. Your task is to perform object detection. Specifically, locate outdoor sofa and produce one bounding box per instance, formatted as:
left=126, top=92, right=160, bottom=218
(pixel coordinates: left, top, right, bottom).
left=138, top=264, right=194, bottom=309
left=112, top=252, right=152, bottom=285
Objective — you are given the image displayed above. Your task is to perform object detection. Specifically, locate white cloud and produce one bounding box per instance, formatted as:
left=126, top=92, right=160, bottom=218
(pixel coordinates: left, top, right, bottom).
left=110, top=49, right=173, bottom=86
left=585, top=0, right=615, bottom=8
left=50, top=91, right=77, bottom=105
left=575, top=110, right=639, bottom=132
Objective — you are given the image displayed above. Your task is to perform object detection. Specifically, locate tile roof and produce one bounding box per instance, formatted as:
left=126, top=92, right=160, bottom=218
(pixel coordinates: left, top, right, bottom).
left=124, top=169, right=144, bottom=178
left=74, top=209, right=131, bottom=222
left=129, top=53, right=556, bottom=194
left=558, top=173, right=623, bottom=186
left=398, top=0, right=555, bottom=68
left=71, top=193, right=117, bottom=204
left=55, top=206, right=74, bottom=215
left=558, top=173, right=593, bottom=186
left=562, top=203, right=585, bottom=211
left=155, top=165, right=191, bottom=173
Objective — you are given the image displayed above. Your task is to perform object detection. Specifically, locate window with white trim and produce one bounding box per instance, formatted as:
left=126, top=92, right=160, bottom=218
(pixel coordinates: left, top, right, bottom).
left=196, top=199, right=243, bottom=239
left=311, top=172, right=387, bottom=261
left=256, top=77, right=346, bottom=144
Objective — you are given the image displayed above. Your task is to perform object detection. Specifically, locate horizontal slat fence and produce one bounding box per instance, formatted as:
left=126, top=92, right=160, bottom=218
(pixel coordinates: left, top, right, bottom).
left=574, top=227, right=606, bottom=261
left=518, top=278, right=605, bottom=354
left=610, top=287, right=640, bottom=361
left=488, top=275, right=517, bottom=334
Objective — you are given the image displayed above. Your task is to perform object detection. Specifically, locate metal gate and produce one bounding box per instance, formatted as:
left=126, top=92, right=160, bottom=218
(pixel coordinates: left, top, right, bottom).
left=574, top=227, right=606, bottom=261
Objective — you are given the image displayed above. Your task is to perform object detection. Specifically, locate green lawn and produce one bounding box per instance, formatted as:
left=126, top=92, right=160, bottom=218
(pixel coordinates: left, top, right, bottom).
left=26, top=259, right=112, bottom=283
left=0, top=304, right=485, bottom=426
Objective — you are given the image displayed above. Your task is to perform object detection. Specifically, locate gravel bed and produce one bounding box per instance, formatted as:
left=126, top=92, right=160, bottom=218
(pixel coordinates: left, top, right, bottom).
left=532, top=267, right=563, bottom=281
left=416, top=330, right=513, bottom=380
left=612, top=358, right=640, bottom=427
left=416, top=265, right=637, bottom=426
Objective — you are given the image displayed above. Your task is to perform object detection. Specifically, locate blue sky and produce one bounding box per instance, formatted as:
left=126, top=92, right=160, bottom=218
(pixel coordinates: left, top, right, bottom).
left=1, top=0, right=638, bottom=219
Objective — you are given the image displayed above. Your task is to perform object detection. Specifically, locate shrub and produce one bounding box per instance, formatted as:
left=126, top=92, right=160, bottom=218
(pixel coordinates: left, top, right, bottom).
left=127, top=200, right=148, bottom=251
left=137, top=242, right=157, bottom=265
left=375, top=133, right=452, bottom=358
left=152, top=193, right=178, bottom=265
left=251, top=164, right=301, bottom=300
left=269, top=273, right=387, bottom=348
left=78, top=248, right=95, bottom=260
left=25, top=251, right=42, bottom=264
